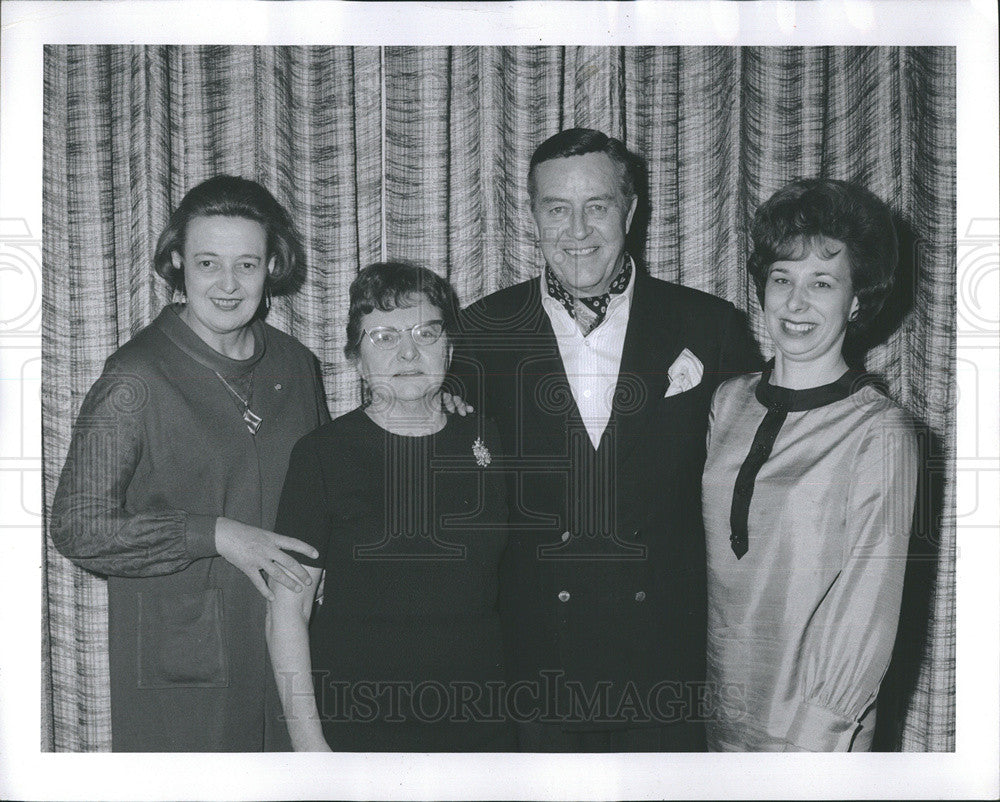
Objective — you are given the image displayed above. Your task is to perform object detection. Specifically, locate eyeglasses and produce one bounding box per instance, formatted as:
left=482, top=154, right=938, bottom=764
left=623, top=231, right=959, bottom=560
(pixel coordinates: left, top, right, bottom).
left=362, top=320, right=445, bottom=350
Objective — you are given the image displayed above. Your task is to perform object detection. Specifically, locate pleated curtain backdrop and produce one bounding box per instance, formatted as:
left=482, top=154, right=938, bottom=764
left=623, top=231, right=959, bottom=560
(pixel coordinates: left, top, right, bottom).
left=42, top=45, right=956, bottom=752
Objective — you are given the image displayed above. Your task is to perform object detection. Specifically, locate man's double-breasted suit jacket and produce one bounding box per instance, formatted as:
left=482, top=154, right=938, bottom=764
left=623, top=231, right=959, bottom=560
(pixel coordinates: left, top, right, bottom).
left=452, top=268, right=758, bottom=733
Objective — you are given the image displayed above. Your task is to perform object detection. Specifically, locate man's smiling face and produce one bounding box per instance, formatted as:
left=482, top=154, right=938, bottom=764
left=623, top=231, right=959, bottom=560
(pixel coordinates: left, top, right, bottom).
left=531, top=152, right=637, bottom=298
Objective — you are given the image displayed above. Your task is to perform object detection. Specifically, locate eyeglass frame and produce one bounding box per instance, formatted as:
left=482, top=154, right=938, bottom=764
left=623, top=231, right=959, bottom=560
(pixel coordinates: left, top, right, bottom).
left=360, top=319, right=447, bottom=350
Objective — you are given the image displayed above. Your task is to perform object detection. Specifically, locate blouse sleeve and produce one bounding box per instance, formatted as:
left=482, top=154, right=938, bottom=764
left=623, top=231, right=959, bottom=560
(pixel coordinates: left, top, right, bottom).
left=273, top=433, right=328, bottom=570
left=705, top=382, right=725, bottom=454
left=49, top=356, right=218, bottom=577
left=784, top=407, right=919, bottom=751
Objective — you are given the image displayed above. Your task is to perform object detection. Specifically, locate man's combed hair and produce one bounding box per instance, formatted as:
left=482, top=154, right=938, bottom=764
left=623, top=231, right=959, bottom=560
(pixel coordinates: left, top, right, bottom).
left=344, top=262, right=460, bottom=361
left=153, top=175, right=305, bottom=297
left=528, top=128, right=637, bottom=205
left=748, top=178, right=898, bottom=333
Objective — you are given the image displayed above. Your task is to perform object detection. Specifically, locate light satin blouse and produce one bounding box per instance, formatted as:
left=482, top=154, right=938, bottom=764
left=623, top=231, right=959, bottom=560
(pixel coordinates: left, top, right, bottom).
left=702, top=369, right=918, bottom=751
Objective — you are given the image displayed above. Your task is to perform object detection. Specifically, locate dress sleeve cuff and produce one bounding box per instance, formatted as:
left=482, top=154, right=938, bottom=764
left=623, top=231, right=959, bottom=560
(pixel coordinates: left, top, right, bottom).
left=781, top=699, right=859, bottom=751
left=185, top=514, right=218, bottom=560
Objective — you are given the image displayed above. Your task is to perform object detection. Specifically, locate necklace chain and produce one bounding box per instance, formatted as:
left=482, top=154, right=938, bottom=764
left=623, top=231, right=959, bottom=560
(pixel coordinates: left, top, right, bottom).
left=214, top=369, right=262, bottom=435
left=215, top=369, right=251, bottom=406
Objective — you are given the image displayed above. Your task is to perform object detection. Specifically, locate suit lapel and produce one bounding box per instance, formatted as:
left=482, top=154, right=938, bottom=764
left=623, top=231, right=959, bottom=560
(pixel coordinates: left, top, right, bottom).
left=605, top=271, right=686, bottom=463
left=518, top=274, right=690, bottom=460
left=517, top=284, right=586, bottom=456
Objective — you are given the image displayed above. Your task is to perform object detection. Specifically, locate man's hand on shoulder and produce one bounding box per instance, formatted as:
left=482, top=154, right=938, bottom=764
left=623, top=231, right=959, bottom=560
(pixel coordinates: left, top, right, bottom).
left=441, top=392, right=474, bottom=416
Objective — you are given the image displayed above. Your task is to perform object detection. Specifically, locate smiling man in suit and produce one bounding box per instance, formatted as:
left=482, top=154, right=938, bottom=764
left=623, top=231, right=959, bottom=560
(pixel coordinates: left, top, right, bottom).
left=452, top=128, right=758, bottom=751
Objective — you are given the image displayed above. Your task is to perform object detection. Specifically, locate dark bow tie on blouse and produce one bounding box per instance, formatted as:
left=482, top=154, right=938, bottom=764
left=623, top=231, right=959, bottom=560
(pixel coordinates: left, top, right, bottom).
left=728, top=364, right=885, bottom=559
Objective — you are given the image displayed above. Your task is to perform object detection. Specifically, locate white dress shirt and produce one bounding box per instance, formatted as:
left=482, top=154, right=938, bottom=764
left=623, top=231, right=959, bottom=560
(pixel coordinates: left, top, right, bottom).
left=539, top=259, right=636, bottom=449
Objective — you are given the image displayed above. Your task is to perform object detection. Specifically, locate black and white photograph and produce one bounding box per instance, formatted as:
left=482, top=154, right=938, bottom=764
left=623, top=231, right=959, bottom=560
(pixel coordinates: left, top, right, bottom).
left=0, top=1, right=997, bottom=800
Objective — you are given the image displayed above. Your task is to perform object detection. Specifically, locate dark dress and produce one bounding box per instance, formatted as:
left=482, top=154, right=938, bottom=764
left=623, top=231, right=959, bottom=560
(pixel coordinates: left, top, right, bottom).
left=274, top=409, right=516, bottom=751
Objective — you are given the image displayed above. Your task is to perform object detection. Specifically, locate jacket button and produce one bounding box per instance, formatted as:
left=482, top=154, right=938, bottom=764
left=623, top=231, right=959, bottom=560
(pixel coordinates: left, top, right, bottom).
left=557, top=590, right=571, bottom=603
left=561, top=531, right=571, bottom=542
left=634, top=591, right=646, bottom=602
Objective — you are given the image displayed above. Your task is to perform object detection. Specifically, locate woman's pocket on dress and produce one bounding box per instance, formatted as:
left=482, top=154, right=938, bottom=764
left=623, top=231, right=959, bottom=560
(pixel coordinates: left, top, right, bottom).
left=136, top=589, right=230, bottom=688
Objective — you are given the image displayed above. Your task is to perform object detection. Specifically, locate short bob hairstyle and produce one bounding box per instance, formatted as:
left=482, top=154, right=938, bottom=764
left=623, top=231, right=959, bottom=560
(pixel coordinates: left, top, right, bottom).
left=528, top=128, right=637, bottom=206
left=344, top=262, right=460, bottom=361
left=748, top=178, right=898, bottom=334
left=153, top=175, right=304, bottom=298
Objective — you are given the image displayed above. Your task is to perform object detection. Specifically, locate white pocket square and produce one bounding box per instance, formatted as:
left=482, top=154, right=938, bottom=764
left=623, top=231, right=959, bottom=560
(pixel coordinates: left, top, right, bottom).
left=664, top=348, right=704, bottom=397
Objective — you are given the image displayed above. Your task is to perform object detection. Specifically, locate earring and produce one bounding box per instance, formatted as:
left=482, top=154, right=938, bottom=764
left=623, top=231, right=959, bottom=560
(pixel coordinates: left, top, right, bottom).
left=172, top=288, right=187, bottom=304
left=848, top=309, right=859, bottom=323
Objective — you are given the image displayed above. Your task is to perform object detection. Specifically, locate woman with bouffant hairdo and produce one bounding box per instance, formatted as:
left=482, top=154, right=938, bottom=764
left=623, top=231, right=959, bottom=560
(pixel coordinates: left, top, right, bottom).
left=702, top=178, right=918, bottom=752
left=51, top=175, right=329, bottom=751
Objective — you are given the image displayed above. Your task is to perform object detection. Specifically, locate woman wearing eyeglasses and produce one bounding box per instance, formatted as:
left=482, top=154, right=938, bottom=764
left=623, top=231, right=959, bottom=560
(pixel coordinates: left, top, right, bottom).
left=267, top=262, right=515, bottom=751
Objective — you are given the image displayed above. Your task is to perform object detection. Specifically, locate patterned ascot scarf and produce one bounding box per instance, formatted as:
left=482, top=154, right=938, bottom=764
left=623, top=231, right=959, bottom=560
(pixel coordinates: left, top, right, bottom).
left=544, top=257, right=633, bottom=336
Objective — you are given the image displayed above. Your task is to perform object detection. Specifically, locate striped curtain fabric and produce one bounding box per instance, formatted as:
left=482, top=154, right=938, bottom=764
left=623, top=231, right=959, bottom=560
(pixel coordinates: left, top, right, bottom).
left=42, top=45, right=956, bottom=752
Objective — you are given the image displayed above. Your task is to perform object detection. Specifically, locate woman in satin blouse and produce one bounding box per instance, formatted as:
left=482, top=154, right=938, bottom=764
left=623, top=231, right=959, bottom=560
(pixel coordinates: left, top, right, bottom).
left=702, top=178, right=918, bottom=752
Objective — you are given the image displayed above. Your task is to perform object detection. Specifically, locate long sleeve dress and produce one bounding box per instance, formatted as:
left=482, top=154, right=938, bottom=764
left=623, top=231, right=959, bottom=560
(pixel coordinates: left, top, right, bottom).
left=50, top=304, right=329, bottom=751
left=702, top=368, right=918, bottom=752
left=273, top=408, right=516, bottom=751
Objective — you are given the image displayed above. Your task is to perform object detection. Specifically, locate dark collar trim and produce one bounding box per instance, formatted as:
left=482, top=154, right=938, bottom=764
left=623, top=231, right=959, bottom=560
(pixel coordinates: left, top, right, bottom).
left=755, top=361, right=884, bottom=413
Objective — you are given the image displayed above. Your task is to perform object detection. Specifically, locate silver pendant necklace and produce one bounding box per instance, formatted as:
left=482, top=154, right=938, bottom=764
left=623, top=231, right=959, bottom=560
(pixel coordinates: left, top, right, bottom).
left=214, top=369, right=262, bottom=435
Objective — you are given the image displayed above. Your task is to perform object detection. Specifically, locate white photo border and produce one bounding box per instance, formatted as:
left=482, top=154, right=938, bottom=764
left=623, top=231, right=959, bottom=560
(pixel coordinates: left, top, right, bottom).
left=1, top=2, right=996, bottom=800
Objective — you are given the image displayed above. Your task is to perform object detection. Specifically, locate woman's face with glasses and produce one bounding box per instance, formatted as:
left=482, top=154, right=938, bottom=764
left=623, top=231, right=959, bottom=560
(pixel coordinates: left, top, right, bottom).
left=356, top=294, right=451, bottom=409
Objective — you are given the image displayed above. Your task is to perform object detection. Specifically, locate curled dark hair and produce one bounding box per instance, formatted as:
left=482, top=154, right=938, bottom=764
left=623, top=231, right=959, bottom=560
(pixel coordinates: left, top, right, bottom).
left=748, top=178, right=898, bottom=335
left=528, top=128, right=637, bottom=206
left=344, top=262, right=460, bottom=361
left=153, top=175, right=305, bottom=302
